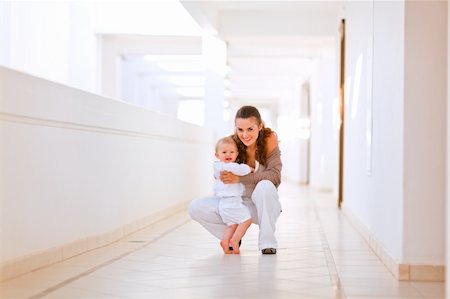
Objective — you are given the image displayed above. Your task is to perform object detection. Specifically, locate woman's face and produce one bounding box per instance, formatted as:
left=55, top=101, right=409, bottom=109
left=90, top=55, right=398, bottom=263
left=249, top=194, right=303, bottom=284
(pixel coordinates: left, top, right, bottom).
left=235, top=117, right=262, bottom=147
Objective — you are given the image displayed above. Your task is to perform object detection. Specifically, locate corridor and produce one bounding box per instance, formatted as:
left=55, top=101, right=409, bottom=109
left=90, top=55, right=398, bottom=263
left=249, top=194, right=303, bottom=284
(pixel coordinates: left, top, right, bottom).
left=0, top=183, right=444, bottom=299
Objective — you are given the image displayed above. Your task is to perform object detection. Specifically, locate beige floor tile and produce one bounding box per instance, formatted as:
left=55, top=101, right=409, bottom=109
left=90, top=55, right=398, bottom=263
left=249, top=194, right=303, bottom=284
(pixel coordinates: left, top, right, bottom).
left=41, top=287, right=124, bottom=299
left=411, top=281, right=446, bottom=298
left=343, top=285, right=424, bottom=297
left=347, top=297, right=422, bottom=299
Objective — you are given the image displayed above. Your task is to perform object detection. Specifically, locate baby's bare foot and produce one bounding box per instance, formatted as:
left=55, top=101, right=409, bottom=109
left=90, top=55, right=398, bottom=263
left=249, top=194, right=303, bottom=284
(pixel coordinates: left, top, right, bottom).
left=229, top=239, right=240, bottom=254
left=220, top=240, right=231, bottom=254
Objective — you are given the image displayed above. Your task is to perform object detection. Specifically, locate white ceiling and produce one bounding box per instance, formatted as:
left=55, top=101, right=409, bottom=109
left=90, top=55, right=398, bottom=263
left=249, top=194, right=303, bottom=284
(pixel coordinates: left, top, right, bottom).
left=118, top=1, right=343, bottom=108
left=203, top=1, right=342, bottom=13
left=181, top=0, right=343, bottom=106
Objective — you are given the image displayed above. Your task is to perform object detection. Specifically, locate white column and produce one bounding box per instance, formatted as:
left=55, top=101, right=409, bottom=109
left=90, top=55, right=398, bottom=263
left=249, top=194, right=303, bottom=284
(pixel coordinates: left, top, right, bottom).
left=202, top=34, right=227, bottom=139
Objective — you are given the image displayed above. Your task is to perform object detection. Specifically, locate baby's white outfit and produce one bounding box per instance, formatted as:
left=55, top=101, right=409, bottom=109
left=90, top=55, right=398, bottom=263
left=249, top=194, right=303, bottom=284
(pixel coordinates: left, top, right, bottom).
left=213, top=161, right=251, bottom=226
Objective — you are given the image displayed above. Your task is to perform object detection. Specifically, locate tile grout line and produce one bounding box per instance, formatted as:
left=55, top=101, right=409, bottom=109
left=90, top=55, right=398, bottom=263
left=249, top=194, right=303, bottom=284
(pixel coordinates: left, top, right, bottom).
left=312, top=202, right=347, bottom=299
left=27, top=218, right=190, bottom=299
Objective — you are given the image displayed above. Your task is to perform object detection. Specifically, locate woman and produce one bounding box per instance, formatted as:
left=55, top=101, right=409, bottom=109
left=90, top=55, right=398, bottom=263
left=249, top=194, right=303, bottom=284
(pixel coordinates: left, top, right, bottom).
left=189, top=105, right=282, bottom=254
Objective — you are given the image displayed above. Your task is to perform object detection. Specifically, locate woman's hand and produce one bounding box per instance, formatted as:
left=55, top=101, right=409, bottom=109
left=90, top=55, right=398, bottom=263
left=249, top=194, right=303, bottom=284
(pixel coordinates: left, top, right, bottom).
left=220, top=171, right=240, bottom=184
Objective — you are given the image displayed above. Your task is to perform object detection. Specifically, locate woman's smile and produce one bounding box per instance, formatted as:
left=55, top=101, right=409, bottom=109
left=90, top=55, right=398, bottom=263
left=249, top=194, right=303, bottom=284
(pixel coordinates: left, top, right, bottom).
left=235, top=117, right=261, bottom=146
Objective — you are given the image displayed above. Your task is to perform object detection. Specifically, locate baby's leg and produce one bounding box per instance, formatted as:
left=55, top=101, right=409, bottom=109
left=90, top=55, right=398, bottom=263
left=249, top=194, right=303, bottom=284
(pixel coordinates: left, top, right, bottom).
left=230, top=219, right=252, bottom=254
left=220, top=224, right=238, bottom=254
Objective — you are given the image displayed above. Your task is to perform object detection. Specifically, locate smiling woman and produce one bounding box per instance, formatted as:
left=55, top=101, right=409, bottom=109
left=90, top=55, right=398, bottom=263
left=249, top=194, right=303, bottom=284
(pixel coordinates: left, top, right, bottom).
left=189, top=105, right=283, bottom=255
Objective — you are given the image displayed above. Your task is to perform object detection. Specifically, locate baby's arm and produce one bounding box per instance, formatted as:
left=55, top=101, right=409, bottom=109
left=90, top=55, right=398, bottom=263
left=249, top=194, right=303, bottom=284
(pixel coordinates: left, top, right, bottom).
left=213, top=161, right=222, bottom=179
left=221, top=162, right=251, bottom=176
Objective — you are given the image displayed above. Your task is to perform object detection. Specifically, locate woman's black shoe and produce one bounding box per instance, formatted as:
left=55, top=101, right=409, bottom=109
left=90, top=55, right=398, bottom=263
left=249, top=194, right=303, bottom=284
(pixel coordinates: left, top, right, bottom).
left=261, top=248, right=277, bottom=254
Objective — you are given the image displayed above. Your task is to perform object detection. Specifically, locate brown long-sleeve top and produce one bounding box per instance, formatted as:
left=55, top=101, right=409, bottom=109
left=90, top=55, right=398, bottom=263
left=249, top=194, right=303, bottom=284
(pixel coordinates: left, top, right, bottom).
left=239, top=146, right=282, bottom=199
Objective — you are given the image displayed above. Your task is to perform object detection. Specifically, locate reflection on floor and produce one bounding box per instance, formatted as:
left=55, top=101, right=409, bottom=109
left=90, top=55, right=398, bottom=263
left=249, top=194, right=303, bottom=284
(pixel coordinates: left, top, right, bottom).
left=0, top=183, right=445, bottom=299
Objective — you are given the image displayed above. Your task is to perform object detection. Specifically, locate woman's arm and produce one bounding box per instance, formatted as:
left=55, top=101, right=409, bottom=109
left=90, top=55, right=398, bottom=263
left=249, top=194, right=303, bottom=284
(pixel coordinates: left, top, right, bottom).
left=240, top=146, right=282, bottom=187
left=265, top=131, right=279, bottom=154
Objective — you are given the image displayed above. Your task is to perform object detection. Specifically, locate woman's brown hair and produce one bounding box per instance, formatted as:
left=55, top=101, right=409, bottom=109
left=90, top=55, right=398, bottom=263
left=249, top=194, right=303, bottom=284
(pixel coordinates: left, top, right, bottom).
left=232, top=106, right=273, bottom=166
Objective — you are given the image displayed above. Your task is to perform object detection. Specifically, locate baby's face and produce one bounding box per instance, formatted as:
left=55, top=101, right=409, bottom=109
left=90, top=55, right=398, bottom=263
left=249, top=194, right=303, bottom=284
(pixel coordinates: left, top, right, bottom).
left=215, top=142, right=238, bottom=163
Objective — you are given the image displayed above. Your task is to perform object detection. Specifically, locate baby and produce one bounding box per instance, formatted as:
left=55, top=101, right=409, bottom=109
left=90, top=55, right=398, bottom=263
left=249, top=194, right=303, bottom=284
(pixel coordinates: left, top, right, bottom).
left=213, top=136, right=253, bottom=254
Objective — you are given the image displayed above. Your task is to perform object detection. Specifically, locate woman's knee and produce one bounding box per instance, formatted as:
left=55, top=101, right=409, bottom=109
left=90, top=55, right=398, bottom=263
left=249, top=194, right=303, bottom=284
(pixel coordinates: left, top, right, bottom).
left=252, top=180, right=279, bottom=206
left=188, top=197, right=218, bottom=220
left=254, top=180, right=277, bottom=196
left=188, top=198, right=202, bottom=220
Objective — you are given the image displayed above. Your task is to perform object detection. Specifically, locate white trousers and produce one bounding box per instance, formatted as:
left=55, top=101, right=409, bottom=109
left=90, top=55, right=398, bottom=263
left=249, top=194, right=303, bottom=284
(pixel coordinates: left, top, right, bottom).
left=189, top=180, right=282, bottom=250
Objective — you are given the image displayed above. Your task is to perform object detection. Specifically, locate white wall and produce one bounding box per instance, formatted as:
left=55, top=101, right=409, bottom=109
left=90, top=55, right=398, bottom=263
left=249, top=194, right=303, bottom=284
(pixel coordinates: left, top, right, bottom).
left=0, top=2, right=70, bottom=86
left=0, top=2, right=99, bottom=94
left=310, top=52, right=340, bottom=193
left=344, top=0, right=405, bottom=263
left=370, top=0, right=406, bottom=263
left=344, top=0, right=446, bottom=266
left=447, top=1, right=450, bottom=295
left=403, top=0, right=447, bottom=264
left=68, top=2, right=98, bottom=92
left=0, top=2, right=202, bottom=98
left=277, top=82, right=305, bottom=184
left=0, top=2, right=11, bottom=67
left=0, top=67, right=213, bottom=263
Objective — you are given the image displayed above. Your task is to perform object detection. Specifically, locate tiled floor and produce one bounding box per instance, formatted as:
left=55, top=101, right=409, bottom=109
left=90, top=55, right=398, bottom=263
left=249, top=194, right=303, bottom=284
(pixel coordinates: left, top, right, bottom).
left=0, top=183, right=445, bottom=299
